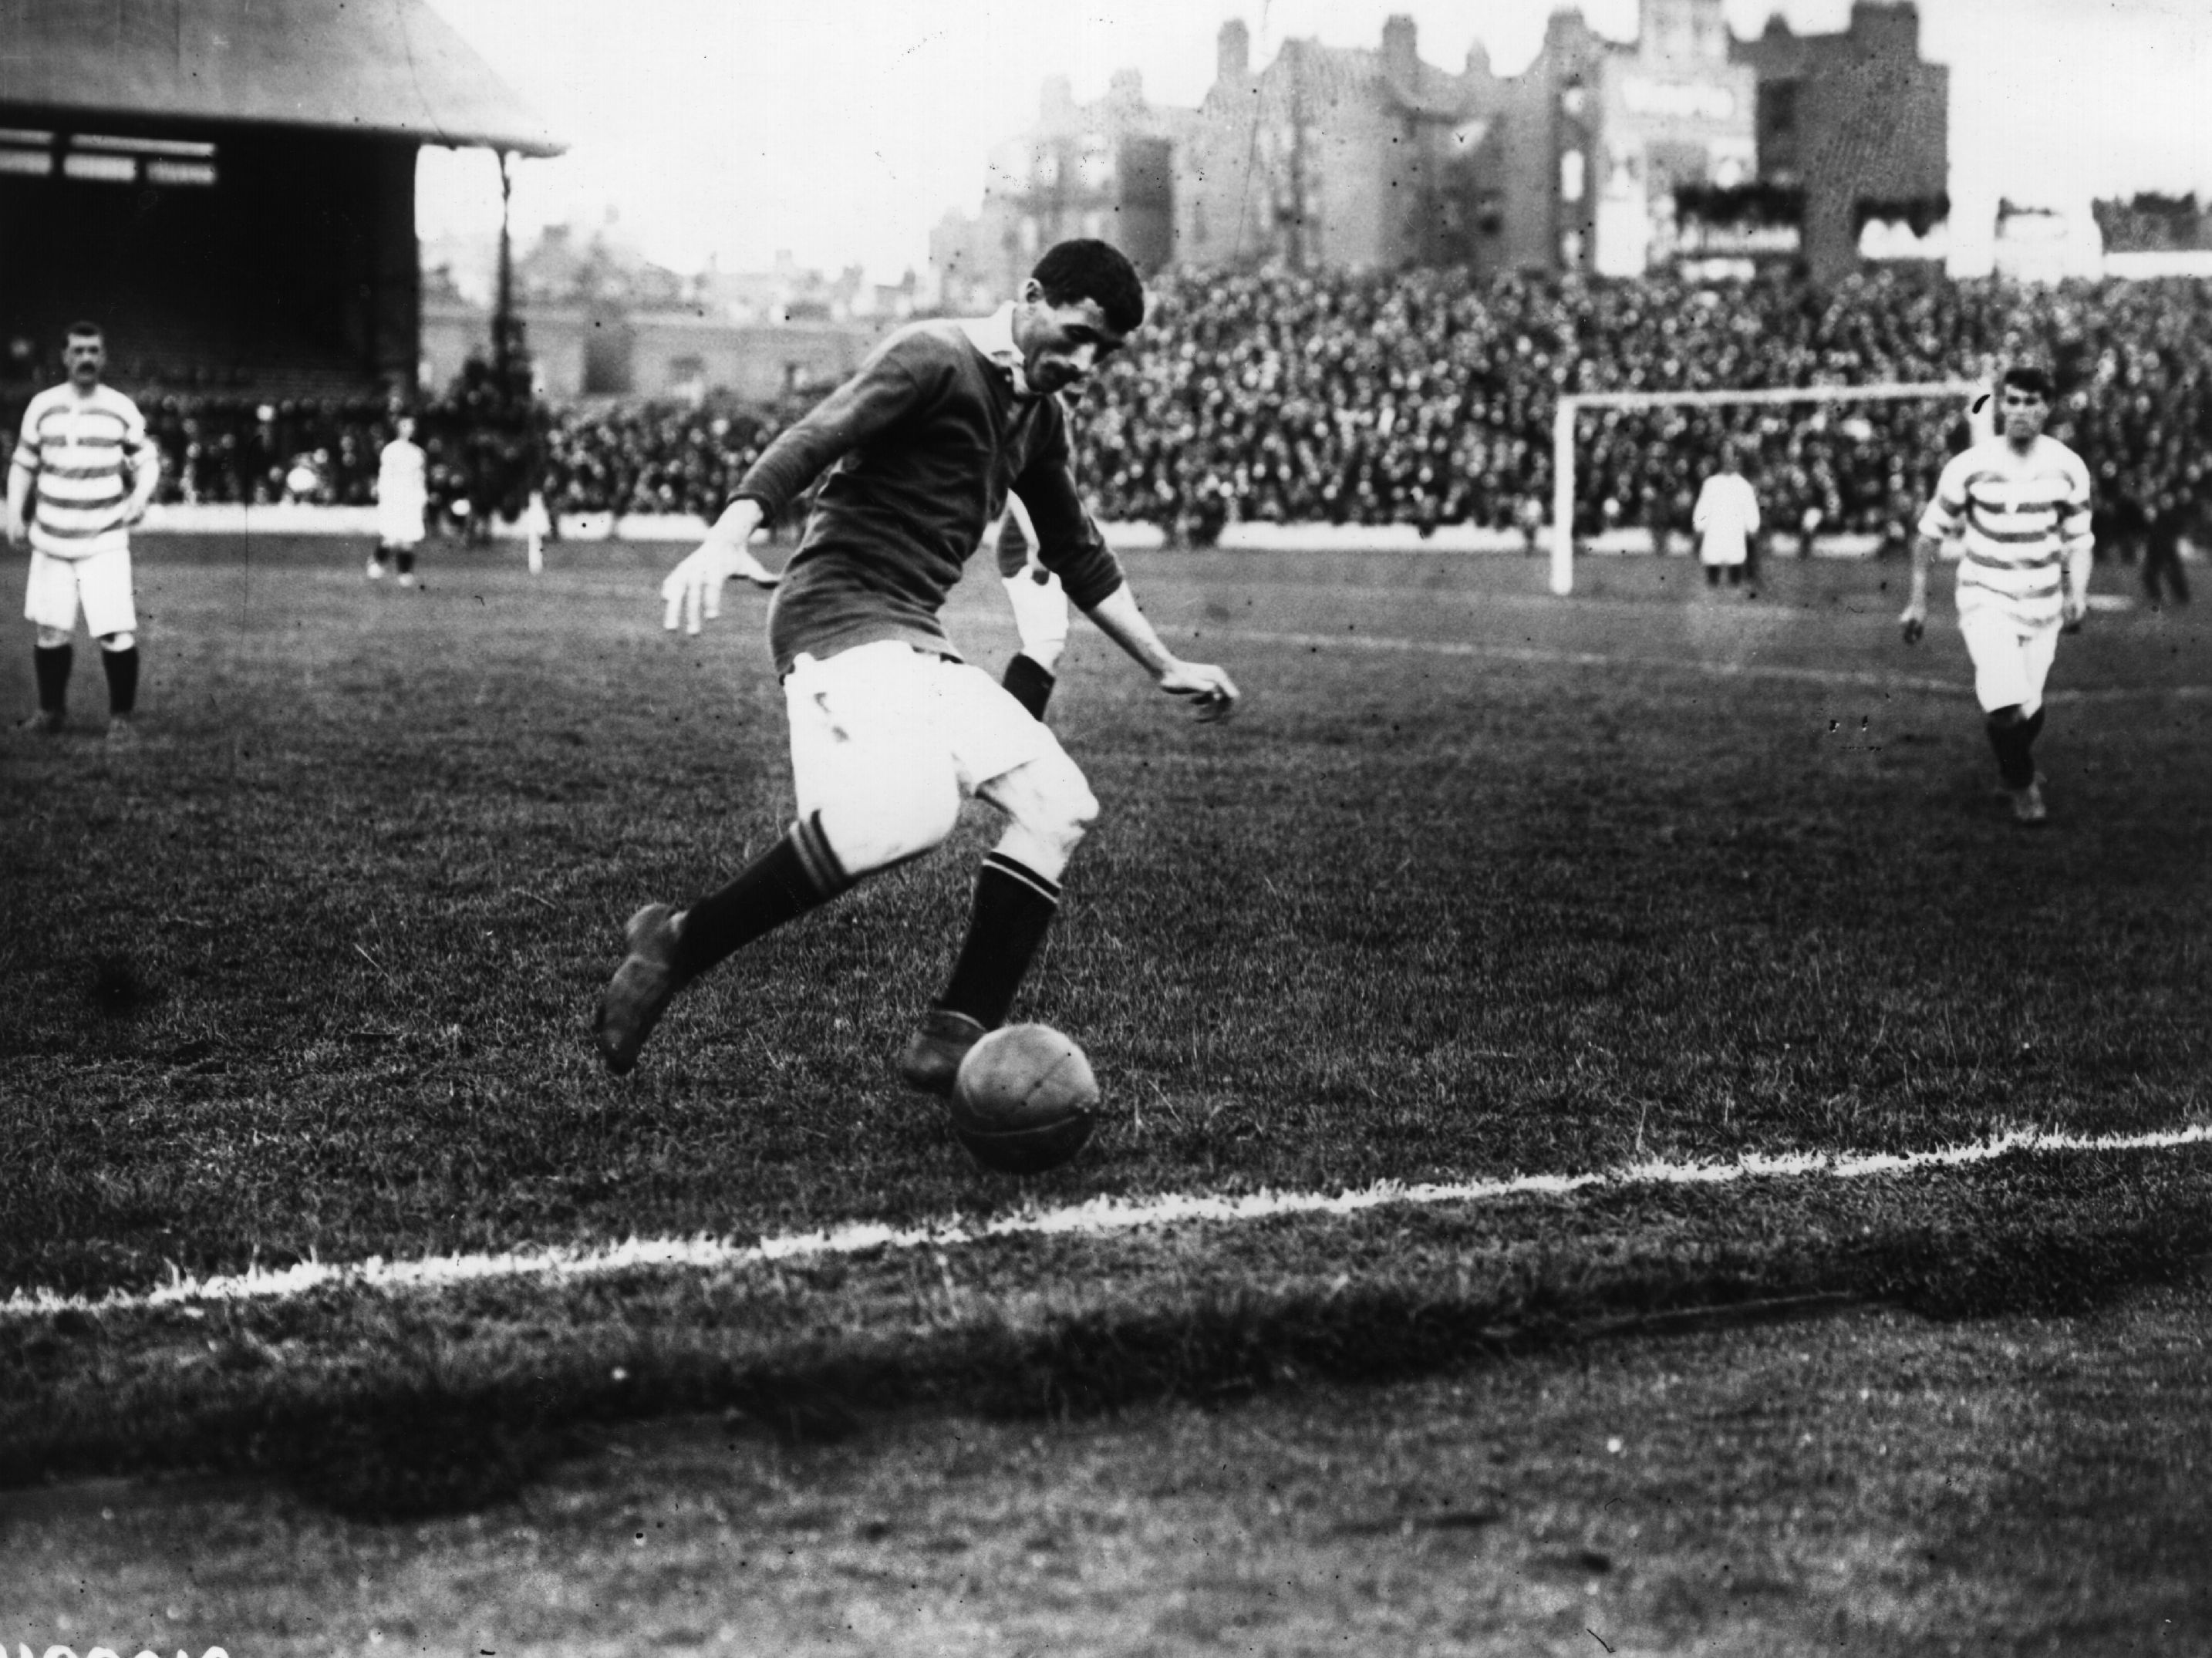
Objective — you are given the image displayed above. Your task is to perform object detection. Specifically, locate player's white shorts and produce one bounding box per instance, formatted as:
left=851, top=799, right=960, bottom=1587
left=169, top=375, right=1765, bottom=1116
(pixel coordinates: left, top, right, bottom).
left=787, top=639, right=1058, bottom=803
left=24, top=545, right=137, bottom=637
left=1957, top=607, right=2060, bottom=715
left=378, top=501, right=426, bottom=548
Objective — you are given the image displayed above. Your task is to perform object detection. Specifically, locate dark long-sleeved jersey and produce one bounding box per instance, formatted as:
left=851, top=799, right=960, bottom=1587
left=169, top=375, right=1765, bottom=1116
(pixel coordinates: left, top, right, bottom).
left=733, top=320, right=1125, bottom=676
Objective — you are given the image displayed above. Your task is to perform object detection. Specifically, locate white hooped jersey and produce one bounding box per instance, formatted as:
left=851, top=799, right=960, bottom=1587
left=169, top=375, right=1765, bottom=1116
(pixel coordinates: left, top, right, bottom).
left=11, top=383, right=153, bottom=561
left=1917, top=434, right=2092, bottom=630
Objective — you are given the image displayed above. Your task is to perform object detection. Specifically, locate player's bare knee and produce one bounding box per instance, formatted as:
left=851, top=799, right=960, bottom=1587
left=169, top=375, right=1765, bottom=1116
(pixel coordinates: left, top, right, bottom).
left=1011, top=757, right=1098, bottom=859
left=34, top=625, right=72, bottom=650
left=99, top=632, right=135, bottom=652
left=1987, top=704, right=2025, bottom=730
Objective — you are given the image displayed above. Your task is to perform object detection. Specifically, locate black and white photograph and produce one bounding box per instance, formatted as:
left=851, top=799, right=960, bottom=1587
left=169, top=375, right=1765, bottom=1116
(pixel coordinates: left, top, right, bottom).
left=3, top=0, right=2208, bottom=1651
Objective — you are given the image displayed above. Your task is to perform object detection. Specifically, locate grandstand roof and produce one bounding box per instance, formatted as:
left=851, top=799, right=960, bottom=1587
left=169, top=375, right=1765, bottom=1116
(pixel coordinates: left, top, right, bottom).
left=0, top=0, right=564, bottom=157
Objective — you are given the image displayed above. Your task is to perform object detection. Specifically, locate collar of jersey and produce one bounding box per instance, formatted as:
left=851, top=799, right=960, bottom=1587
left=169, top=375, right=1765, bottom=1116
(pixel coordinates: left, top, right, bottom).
left=959, top=306, right=1034, bottom=398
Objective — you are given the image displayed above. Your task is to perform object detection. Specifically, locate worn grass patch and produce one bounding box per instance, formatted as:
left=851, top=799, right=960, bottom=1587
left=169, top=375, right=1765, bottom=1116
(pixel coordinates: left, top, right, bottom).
left=5, top=1145, right=2207, bottom=1518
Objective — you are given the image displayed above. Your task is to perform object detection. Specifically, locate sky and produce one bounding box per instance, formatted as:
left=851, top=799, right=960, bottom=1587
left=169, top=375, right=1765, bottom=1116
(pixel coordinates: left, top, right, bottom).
left=414, top=0, right=2212, bottom=288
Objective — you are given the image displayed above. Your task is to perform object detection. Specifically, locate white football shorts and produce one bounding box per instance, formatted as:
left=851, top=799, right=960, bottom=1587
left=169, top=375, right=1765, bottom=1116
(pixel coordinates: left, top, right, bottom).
left=378, top=499, right=427, bottom=548
left=24, top=545, right=137, bottom=637
left=785, top=639, right=1059, bottom=807
left=1957, top=608, right=2061, bottom=715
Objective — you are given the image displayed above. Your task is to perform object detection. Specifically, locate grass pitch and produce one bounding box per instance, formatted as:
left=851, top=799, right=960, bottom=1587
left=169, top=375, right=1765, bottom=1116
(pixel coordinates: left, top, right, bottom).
left=3, top=530, right=2210, bottom=1650
left=2, top=534, right=2208, bottom=1500
left=2, top=534, right=2205, bottom=1292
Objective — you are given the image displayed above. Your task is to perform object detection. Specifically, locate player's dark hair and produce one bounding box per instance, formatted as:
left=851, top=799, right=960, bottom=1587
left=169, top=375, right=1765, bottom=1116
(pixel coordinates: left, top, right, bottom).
left=2001, top=364, right=2053, bottom=399
left=1031, top=239, right=1145, bottom=334
left=65, top=319, right=103, bottom=342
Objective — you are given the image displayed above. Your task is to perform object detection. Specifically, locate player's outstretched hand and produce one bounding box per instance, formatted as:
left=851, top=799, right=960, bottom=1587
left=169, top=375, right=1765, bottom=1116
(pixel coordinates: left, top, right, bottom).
left=1158, top=660, right=1239, bottom=723
left=2060, top=591, right=2087, bottom=634
left=663, top=503, right=774, bottom=635
left=661, top=544, right=775, bottom=635
left=1899, top=602, right=1926, bottom=645
left=660, top=543, right=729, bottom=635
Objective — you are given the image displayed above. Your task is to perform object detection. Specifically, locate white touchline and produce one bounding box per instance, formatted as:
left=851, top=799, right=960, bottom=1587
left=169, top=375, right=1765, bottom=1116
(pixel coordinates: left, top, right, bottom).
left=5, top=1124, right=2207, bottom=1320
left=1189, top=625, right=1958, bottom=694
left=1182, top=626, right=2211, bottom=704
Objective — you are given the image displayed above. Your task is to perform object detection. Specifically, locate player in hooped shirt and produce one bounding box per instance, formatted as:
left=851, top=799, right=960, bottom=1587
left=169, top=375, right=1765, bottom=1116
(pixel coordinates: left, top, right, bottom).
left=595, top=239, right=1238, bottom=1087
left=7, top=321, right=160, bottom=740
left=1900, top=364, right=2094, bottom=824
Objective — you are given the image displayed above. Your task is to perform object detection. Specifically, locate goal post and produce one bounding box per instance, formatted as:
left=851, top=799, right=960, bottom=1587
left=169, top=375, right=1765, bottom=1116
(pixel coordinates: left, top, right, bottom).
left=1548, top=380, right=1987, bottom=595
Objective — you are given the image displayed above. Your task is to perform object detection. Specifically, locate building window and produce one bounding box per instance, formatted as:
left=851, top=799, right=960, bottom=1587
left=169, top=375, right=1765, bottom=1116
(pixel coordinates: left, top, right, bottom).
left=145, top=159, right=217, bottom=187
left=1761, top=81, right=1799, bottom=138
left=62, top=153, right=134, bottom=183
left=1562, top=150, right=1586, bottom=204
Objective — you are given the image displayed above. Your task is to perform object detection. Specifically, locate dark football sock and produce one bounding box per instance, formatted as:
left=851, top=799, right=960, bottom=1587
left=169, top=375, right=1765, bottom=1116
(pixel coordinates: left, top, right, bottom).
left=671, top=811, right=852, bottom=979
left=1000, top=653, right=1057, bottom=721
left=396, top=548, right=416, bottom=575
left=33, top=642, right=72, bottom=713
left=371, top=544, right=391, bottom=567
left=1985, top=709, right=2035, bottom=789
left=936, top=852, right=1062, bottom=1030
left=100, top=645, right=140, bottom=716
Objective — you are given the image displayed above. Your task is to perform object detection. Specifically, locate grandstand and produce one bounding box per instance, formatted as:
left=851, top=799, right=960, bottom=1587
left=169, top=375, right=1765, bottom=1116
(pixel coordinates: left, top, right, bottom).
left=0, top=0, right=561, bottom=409
left=92, top=259, right=2212, bottom=571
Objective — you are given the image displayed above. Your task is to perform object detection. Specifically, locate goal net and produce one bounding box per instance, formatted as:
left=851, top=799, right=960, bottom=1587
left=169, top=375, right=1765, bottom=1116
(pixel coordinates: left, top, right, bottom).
left=1548, top=380, right=1988, bottom=595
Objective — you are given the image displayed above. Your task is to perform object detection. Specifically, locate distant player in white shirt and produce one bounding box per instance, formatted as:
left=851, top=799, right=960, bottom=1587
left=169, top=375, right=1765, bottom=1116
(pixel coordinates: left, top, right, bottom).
left=990, top=491, right=1072, bottom=719
left=7, top=321, right=160, bottom=740
left=521, top=486, right=552, bottom=575
left=369, top=415, right=430, bottom=588
left=1692, top=443, right=1760, bottom=589
left=1900, top=364, right=2093, bottom=825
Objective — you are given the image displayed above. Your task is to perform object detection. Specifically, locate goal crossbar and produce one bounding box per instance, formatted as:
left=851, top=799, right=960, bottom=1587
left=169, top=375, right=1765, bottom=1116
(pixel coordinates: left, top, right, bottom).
left=1549, top=380, right=1984, bottom=594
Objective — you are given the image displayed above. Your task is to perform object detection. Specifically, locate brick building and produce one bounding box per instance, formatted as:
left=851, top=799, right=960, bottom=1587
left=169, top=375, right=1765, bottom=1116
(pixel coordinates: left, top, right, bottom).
left=931, top=2, right=1949, bottom=292
left=929, top=70, right=1195, bottom=312
left=1175, top=18, right=1511, bottom=275
left=1732, top=2, right=1950, bottom=283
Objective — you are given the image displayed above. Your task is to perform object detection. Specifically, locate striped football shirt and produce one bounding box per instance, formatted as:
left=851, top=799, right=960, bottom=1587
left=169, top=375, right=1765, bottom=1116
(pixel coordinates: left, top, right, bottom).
left=11, top=382, right=155, bottom=561
left=1917, top=434, right=2092, bottom=630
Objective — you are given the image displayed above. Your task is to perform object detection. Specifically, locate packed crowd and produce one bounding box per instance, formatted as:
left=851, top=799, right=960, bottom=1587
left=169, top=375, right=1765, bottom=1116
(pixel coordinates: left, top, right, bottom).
left=86, top=267, right=2212, bottom=550
left=124, top=353, right=548, bottom=542
left=1081, top=265, right=2212, bottom=545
